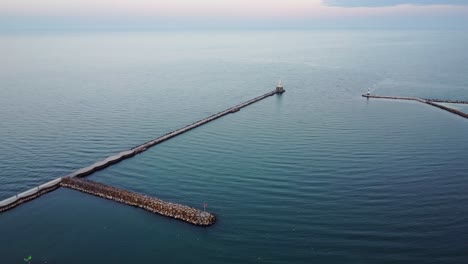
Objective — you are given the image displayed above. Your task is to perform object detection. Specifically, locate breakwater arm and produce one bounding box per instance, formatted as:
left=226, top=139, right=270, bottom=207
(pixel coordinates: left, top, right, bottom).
left=363, top=94, right=468, bottom=119
left=66, top=90, right=278, bottom=178
left=425, top=101, right=468, bottom=119
left=60, top=177, right=215, bottom=226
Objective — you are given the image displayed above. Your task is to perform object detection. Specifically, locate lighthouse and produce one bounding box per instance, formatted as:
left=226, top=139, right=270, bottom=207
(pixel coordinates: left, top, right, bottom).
left=276, top=80, right=285, bottom=94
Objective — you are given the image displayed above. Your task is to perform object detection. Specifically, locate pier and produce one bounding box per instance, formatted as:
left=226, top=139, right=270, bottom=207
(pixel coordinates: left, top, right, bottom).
left=363, top=94, right=468, bottom=119
left=60, top=177, right=215, bottom=226
left=66, top=89, right=279, bottom=179
left=0, top=85, right=285, bottom=224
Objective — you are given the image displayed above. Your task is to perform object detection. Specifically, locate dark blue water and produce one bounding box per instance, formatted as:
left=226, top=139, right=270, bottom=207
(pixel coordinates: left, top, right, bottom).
left=1, top=30, right=468, bottom=263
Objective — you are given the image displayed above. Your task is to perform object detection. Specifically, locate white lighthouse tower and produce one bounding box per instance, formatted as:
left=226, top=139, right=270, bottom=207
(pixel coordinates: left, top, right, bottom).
left=276, top=80, right=285, bottom=94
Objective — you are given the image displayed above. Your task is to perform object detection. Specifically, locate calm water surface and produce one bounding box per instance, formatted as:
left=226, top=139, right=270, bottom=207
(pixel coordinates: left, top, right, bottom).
left=0, top=30, right=468, bottom=263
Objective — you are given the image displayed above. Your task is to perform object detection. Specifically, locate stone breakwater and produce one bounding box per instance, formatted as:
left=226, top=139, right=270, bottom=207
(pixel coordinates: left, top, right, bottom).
left=425, top=101, right=468, bottom=119
left=60, top=177, right=216, bottom=226
left=363, top=94, right=468, bottom=119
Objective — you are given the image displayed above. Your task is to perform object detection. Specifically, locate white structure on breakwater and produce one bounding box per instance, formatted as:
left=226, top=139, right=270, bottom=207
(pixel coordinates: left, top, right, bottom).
left=276, top=80, right=285, bottom=94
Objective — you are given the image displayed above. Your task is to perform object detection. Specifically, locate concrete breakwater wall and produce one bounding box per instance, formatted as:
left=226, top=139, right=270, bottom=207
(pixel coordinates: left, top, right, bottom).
left=131, top=91, right=277, bottom=155
left=363, top=94, right=468, bottom=119
left=60, top=177, right=215, bottom=226
left=362, top=94, right=425, bottom=103
left=67, top=90, right=278, bottom=178
left=0, top=178, right=61, bottom=212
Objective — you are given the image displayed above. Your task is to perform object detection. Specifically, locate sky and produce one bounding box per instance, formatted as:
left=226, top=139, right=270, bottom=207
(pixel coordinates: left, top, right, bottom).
left=1, top=0, right=468, bottom=30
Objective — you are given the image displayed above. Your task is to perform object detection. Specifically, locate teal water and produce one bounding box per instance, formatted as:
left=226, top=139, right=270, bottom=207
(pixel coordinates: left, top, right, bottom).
left=1, top=30, right=468, bottom=263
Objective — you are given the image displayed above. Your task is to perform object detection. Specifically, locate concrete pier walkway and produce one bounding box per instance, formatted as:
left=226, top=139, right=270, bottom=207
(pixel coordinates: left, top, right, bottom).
left=66, top=90, right=278, bottom=179
left=363, top=94, right=468, bottom=119
left=0, top=89, right=284, bottom=217
left=61, top=177, right=215, bottom=226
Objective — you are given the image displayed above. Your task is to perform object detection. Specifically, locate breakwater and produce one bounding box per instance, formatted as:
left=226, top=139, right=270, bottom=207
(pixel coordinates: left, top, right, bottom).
left=0, top=88, right=284, bottom=216
left=0, top=178, right=61, bottom=212
left=363, top=94, right=468, bottom=119
left=424, top=99, right=468, bottom=104
left=60, top=177, right=215, bottom=226
left=425, top=101, right=468, bottom=118
left=66, top=90, right=278, bottom=178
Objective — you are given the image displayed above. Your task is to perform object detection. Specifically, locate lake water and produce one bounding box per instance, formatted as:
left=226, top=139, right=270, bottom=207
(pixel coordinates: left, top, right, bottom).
left=1, top=30, right=468, bottom=263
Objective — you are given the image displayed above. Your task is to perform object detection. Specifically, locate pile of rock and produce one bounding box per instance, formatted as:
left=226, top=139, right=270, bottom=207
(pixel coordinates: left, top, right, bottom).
left=60, top=177, right=216, bottom=226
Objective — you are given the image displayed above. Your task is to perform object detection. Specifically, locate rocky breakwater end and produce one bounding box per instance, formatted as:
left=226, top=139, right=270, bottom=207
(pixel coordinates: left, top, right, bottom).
left=60, top=177, right=216, bottom=226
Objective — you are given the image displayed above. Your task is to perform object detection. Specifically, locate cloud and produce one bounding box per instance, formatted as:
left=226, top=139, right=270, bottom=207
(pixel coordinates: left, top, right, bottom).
left=0, top=0, right=323, bottom=17
left=323, top=0, right=468, bottom=7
